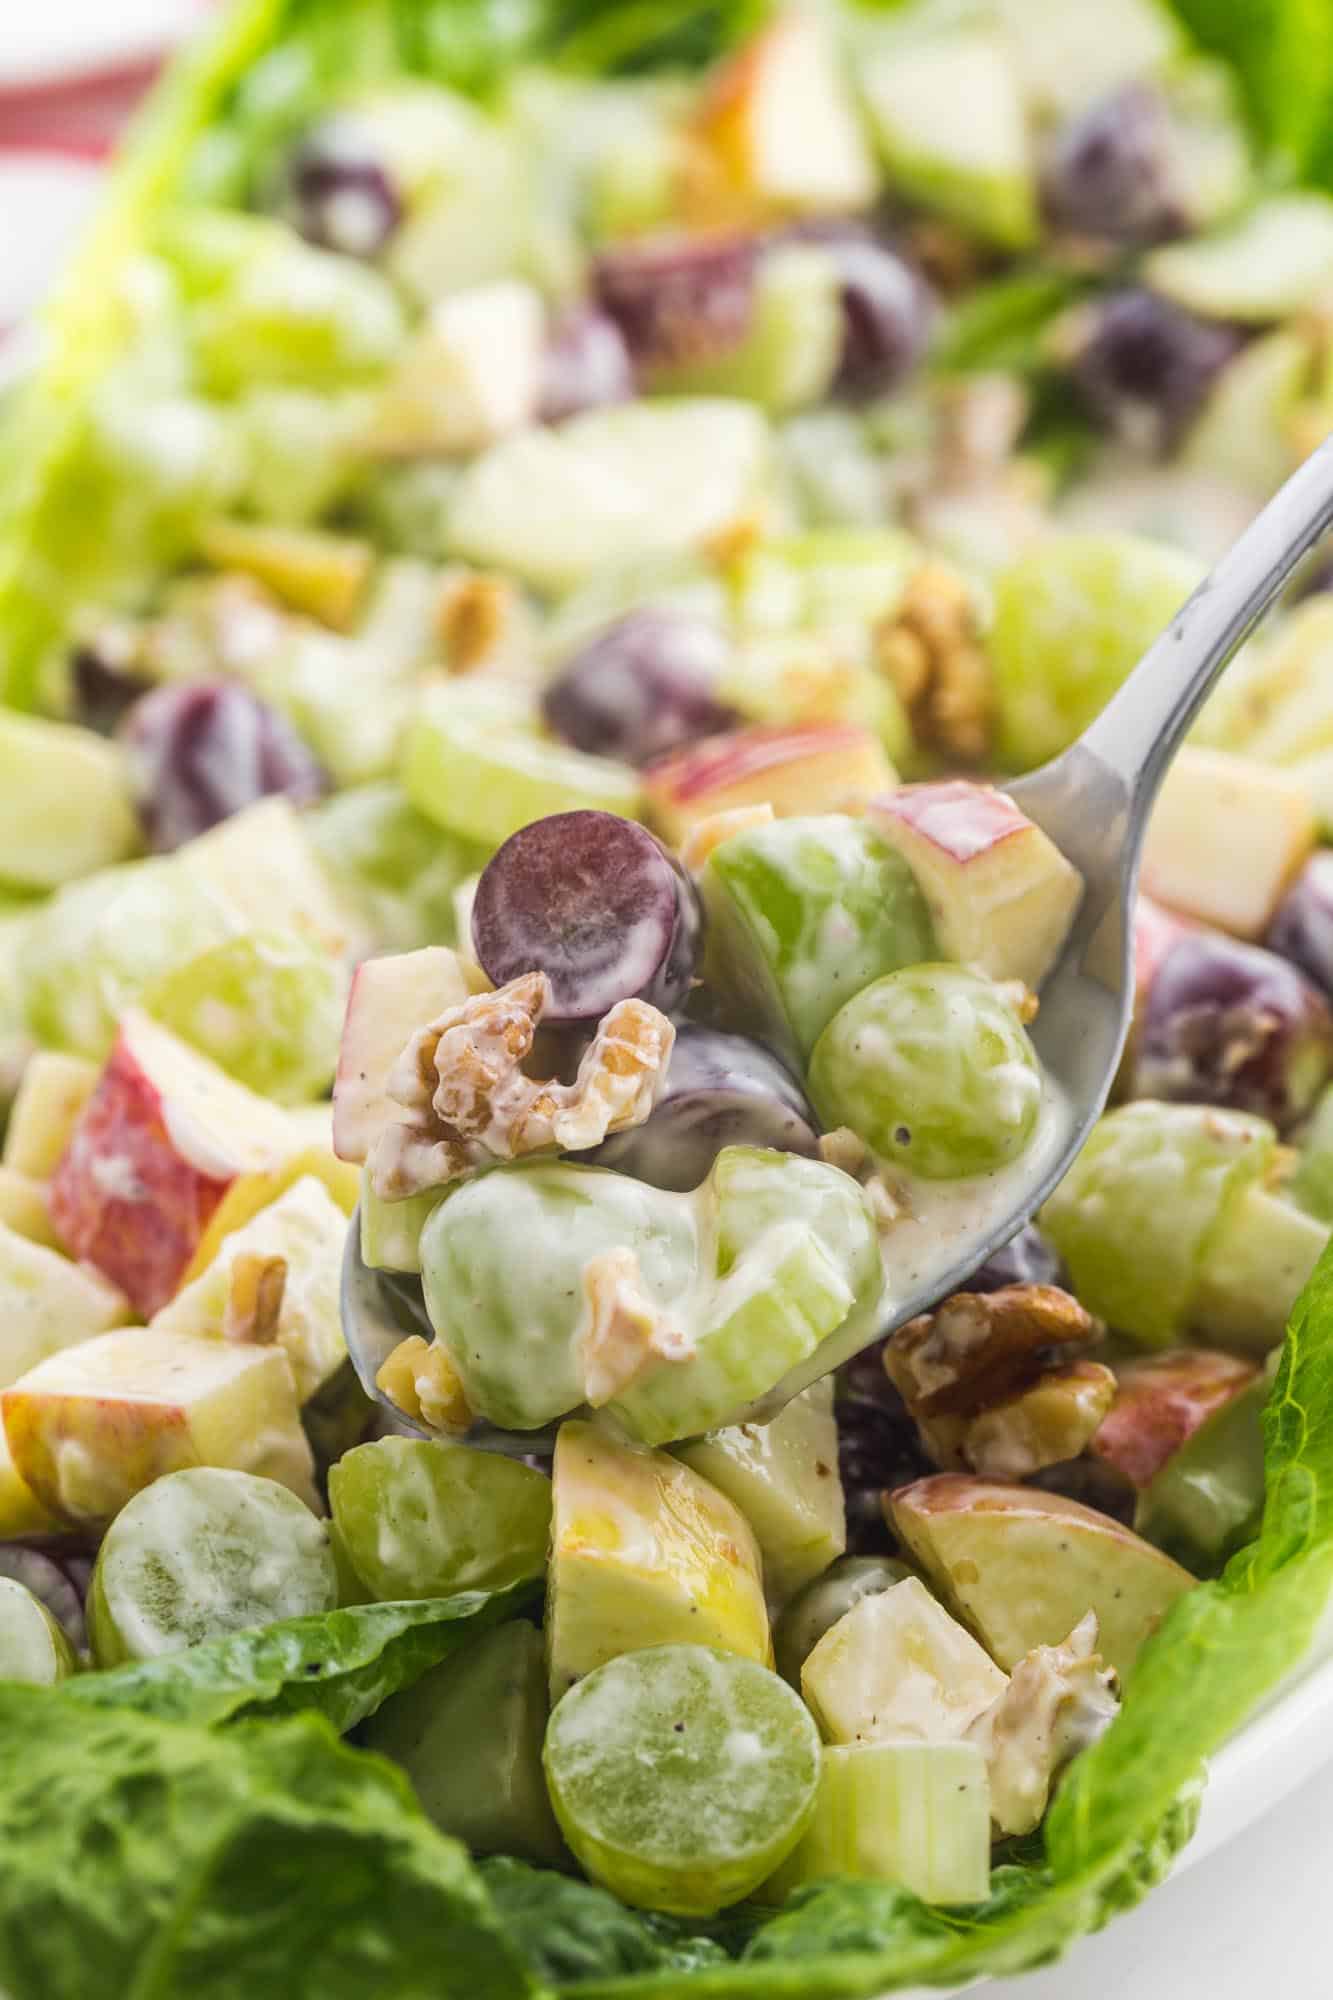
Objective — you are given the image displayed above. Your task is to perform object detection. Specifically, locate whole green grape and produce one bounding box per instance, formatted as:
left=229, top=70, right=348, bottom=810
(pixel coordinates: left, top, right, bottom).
left=809, top=964, right=1043, bottom=1178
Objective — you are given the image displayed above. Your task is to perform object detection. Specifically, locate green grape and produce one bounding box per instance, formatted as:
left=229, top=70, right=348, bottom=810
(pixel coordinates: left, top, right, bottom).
left=542, top=1644, right=821, bottom=1915
left=0, top=1577, right=78, bottom=1685
left=307, top=781, right=488, bottom=956
left=1041, top=1100, right=1277, bottom=1345
left=88, top=1467, right=336, bottom=1667
left=328, top=1437, right=552, bottom=1601
left=701, top=816, right=935, bottom=1063
left=419, top=1162, right=697, bottom=1431
left=364, top=1621, right=567, bottom=1866
left=809, top=964, right=1044, bottom=1179
left=142, top=928, right=346, bottom=1104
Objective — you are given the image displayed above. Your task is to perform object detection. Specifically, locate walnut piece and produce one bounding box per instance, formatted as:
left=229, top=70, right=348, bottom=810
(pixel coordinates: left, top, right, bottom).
left=436, top=569, right=526, bottom=674
left=369, top=971, right=675, bottom=1199
left=962, top=1360, right=1117, bottom=1480
left=222, top=1253, right=287, bottom=1346
left=375, top=1334, right=472, bottom=1434
left=579, top=1248, right=695, bottom=1407
left=967, top=1612, right=1120, bottom=1836
left=886, top=1283, right=1102, bottom=1468
left=875, top=558, right=993, bottom=765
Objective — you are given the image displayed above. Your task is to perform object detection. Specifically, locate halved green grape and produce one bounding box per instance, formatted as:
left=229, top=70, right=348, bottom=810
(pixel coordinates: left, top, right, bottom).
left=543, top=1644, right=821, bottom=1915
left=0, top=1576, right=78, bottom=1685
left=87, top=1467, right=336, bottom=1667
left=364, top=1621, right=567, bottom=1867
left=809, top=965, right=1043, bottom=1179
left=328, top=1436, right=551, bottom=1601
left=991, top=534, right=1202, bottom=769
left=1041, top=1100, right=1278, bottom=1346
left=403, top=683, right=642, bottom=848
left=701, top=816, right=935, bottom=1063
left=674, top=1381, right=845, bottom=1607
left=142, top=929, right=345, bottom=1104
left=307, top=781, right=488, bottom=956
left=420, top=1162, right=697, bottom=1431
left=774, top=1555, right=914, bottom=1688
left=762, top=1742, right=991, bottom=1907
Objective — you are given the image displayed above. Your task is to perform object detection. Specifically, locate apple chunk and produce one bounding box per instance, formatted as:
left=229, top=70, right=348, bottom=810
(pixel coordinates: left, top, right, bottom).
left=888, top=1474, right=1193, bottom=1681
left=692, top=8, right=877, bottom=217
left=332, top=945, right=486, bottom=1163
left=2, top=1324, right=317, bottom=1528
left=802, top=1577, right=1006, bottom=1745
left=644, top=724, right=896, bottom=846
left=546, top=1419, right=769, bottom=1700
left=1090, top=1350, right=1258, bottom=1492
left=3, top=1051, right=99, bottom=1180
left=869, top=779, right=1082, bottom=988
left=1142, top=746, right=1316, bottom=939
left=0, top=1221, right=128, bottom=1390
left=49, top=1011, right=300, bottom=1317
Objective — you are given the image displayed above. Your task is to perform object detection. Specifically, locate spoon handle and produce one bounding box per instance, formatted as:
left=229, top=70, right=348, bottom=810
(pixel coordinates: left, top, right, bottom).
left=1079, top=432, right=1333, bottom=801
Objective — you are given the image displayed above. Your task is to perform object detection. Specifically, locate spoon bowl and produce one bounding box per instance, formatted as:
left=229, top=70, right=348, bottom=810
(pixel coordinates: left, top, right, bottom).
left=341, top=436, right=1333, bottom=1453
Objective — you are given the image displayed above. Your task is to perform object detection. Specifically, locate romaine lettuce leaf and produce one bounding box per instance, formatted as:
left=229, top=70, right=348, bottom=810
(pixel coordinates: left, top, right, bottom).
left=1164, top=0, right=1333, bottom=178
left=0, top=1692, right=538, bottom=2000
left=64, top=1587, right=539, bottom=1733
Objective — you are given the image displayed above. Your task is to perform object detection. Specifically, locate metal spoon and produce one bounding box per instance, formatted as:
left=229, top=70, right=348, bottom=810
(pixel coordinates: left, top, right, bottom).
left=342, top=435, right=1333, bottom=1454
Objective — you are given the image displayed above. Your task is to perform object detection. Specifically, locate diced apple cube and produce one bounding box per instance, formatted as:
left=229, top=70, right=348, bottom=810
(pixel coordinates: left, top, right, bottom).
left=49, top=1012, right=300, bottom=1318
left=674, top=1381, right=846, bottom=1604
left=194, top=518, right=374, bottom=631
left=802, top=1577, right=1007, bottom=1746
left=1091, top=1349, right=1258, bottom=1491
left=0, top=710, right=139, bottom=891
left=644, top=724, right=896, bottom=845
left=868, top=778, right=1082, bottom=988
left=370, top=280, right=545, bottom=456
left=0, top=1169, right=59, bottom=1251
left=178, top=1143, right=359, bottom=1287
left=180, top=797, right=357, bottom=961
left=1142, top=746, right=1316, bottom=939
left=546, top=1419, right=769, bottom=1700
left=0, top=1422, right=60, bottom=1538
left=152, top=1176, right=348, bottom=1402
left=2, top=1324, right=316, bottom=1528
left=3, top=1052, right=99, bottom=1180
left=333, top=945, right=485, bottom=1163
left=693, top=10, right=877, bottom=217
left=0, top=1221, right=128, bottom=1391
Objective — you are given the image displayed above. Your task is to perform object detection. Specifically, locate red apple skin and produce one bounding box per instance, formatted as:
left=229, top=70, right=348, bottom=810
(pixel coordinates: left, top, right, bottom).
left=49, top=1040, right=233, bottom=1318
left=643, top=723, right=893, bottom=839
left=3, top=1391, right=193, bottom=1525
left=1090, top=1351, right=1258, bottom=1491
left=872, top=779, right=1029, bottom=861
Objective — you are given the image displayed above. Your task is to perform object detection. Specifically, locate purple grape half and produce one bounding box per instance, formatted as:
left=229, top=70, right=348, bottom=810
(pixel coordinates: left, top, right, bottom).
left=592, top=233, right=759, bottom=374
left=542, top=609, right=738, bottom=769
left=0, top=1545, right=86, bottom=1653
left=1267, top=853, right=1333, bottom=1000
left=470, top=810, right=702, bottom=1024
left=281, top=120, right=403, bottom=258
left=1042, top=83, right=1185, bottom=244
left=119, top=678, right=328, bottom=853
left=1139, top=930, right=1333, bottom=1129
left=1069, top=288, right=1243, bottom=452
left=588, top=1023, right=819, bottom=1189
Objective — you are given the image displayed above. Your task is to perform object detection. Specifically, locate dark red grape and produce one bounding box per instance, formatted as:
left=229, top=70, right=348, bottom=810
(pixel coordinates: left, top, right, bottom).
left=119, top=678, right=328, bottom=853
left=834, top=1353, right=931, bottom=1555
left=542, top=609, right=738, bottom=769
left=280, top=120, right=403, bottom=258
left=1069, top=289, right=1243, bottom=452
left=592, top=233, right=759, bottom=373
left=0, top=1545, right=86, bottom=1652
left=963, top=1221, right=1065, bottom=1294
left=828, top=237, right=934, bottom=397
left=68, top=638, right=152, bottom=736
left=539, top=308, right=635, bottom=424
left=1042, top=83, right=1185, bottom=244
left=470, top=810, right=702, bottom=1023
left=1138, top=930, right=1333, bottom=1129
left=589, top=1023, right=818, bottom=1188
left=1266, top=853, right=1333, bottom=1000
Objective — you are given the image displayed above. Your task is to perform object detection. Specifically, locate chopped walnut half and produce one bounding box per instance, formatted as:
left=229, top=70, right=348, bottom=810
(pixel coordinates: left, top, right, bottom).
left=818, top=1126, right=870, bottom=1177
left=436, top=570, right=528, bottom=674
left=375, top=1334, right=472, bottom=1434
left=369, top=971, right=675, bottom=1198
left=886, top=1284, right=1102, bottom=1468
left=579, top=1248, right=696, bottom=1407
left=875, top=560, right=993, bottom=766
left=963, top=1360, right=1117, bottom=1480
left=222, top=1253, right=287, bottom=1345
left=967, top=1612, right=1120, bottom=1836
left=680, top=803, right=776, bottom=873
